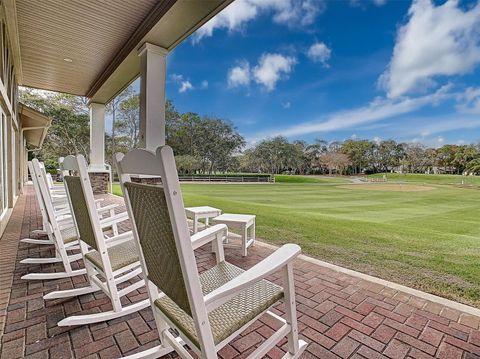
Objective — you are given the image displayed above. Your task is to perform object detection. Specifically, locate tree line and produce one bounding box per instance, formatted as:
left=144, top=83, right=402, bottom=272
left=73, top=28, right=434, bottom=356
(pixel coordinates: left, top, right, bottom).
left=20, top=88, right=245, bottom=175
left=20, top=88, right=480, bottom=176
left=241, top=137, right=480, bottom=176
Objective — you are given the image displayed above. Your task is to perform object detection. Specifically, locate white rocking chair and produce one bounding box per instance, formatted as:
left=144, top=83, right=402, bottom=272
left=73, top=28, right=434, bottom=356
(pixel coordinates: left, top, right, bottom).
left=21, top=159, right=124, bottom=277
left=23, top=158, right=103, bottom=242
left=38, top=161, right=70, bottom=208
left=46, top=171, right=65, bottom=195
left=53, top=154, right=149, bottom=326
left=43, top=154, right=130, bottom=301
left=21, top=160, right=71, bottom=244
left=20, top=159, right=85, bottom=279
left=118, top=146, right=307, bottom=359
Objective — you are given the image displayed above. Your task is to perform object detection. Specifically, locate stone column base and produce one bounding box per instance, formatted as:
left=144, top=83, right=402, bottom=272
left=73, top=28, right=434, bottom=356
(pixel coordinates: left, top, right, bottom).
left=130, top=176, right=162, bottom=185
left=89, top=172, right=109, bottom=194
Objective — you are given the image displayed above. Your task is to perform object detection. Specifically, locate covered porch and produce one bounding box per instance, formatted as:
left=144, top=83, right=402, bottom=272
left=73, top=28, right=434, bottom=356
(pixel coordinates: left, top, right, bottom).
left=2, top=187, right=480, bottom=358
left=9, top=0, right=238, bottom=194
left=2, top=0, right=480, bottom=358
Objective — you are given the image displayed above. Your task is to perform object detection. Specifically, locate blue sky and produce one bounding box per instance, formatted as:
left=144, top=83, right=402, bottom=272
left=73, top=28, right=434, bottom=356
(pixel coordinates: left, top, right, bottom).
left=137, top=0, right=480, bottom=147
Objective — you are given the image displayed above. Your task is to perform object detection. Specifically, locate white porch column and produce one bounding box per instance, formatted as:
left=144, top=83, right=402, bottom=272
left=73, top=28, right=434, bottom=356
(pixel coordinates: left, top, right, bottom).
left=138, top=43, right=168, bottom=151
left=89, top=102, right=106, bottom=170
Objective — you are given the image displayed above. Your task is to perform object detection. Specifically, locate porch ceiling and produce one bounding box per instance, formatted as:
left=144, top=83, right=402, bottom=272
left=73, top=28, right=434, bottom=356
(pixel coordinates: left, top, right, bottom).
left=11, top=0, right=233, bottom=102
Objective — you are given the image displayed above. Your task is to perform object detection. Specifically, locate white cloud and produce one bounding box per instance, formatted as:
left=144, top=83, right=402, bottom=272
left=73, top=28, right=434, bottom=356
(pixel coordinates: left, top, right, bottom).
left=253, top=85, right=452, bottom=139
left=268, top=0, right=324, bottom=26
left=307, top=42, right=331, bottom=67
left=457, top=87, right=480, bottom=114
left=171, top=74, right=196, bottom=93
left=192, top=0, right=325, bottom=43
left=179, top=81, right=193, bottom=93
left=228, top=54, right=296, bottom=91
left=170, top=73, right=183, bottom=82
left=228, top=61, right=251, bottom=88
left=350, top=0, right=387, bottom=7
left=201, top=80, right=209, bottom=89
left=411, top=116, right=480, bottom=137
left=368, top=112, right=480, bottom=146
left=409, top=136, right=446, bottom=148
left=282, top=101, right=291, bottom=109
left=253, top=53, right=296, bottom=91
left=380, top=0, right=480, bottom=98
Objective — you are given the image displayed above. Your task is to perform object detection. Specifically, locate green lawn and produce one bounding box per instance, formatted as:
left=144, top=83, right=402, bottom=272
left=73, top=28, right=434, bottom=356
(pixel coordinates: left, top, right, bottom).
left=275, top=175, right=350, bottom=183
left=370, top=172, right=480, bottom=186
left=112, top=178, right=480, bottom=307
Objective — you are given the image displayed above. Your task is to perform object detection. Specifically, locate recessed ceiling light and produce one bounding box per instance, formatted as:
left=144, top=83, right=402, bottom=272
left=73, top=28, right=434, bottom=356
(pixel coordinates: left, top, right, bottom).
left=63, top=58, right=73, bottom=63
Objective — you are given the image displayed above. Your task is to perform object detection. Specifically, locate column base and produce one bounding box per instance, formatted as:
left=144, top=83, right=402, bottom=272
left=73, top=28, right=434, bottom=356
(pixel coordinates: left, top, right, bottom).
left=89, top=172, right=109, bottom=194
left=130, top=175, right=162, bottom=185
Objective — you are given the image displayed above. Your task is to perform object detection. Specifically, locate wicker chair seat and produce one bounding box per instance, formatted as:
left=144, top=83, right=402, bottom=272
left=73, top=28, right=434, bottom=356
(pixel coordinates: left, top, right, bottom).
left=155, top=261, right=283, bottom=348
left=85, top=240, right=139, bottom=272
left=61, top=227, right=78, bottom=244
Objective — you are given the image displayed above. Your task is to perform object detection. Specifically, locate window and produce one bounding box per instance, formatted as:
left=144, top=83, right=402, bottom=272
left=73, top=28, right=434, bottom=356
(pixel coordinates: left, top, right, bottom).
left=0, top=110, right=6, bottom=215
left=11, top=125, right=16, bottom=198
left=0, top=22, right=3, bottom=83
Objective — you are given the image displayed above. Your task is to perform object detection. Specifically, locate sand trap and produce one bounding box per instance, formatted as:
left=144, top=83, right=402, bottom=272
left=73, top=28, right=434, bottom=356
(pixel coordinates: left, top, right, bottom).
left=338, top=183, right=436, bottom=192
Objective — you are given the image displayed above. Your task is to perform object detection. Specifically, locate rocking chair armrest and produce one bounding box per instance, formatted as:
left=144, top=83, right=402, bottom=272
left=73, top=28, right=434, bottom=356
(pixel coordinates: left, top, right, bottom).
left=58, top=224, right=74, bottom=232
left=52, top=200, right=69, bottom=210
left=105, top=230, right=134, bottom=247
left=50, top=189, right=66, bottom=194
left=54, top=207, right=71, bottom=216
left=99, top=211, right=129, bottom=228
left=53, top=198, right=69, bottom=205
left=191, top=224, right=228, bottom=250
left=94, top=198, right=104, bottom=208
left=204, top=244, right=301, bottom=311
left=95, top=204, right=119, bottom=214
left=52, top=194, right=67, bottom=200
left=56, top=214, right=72, bottom=223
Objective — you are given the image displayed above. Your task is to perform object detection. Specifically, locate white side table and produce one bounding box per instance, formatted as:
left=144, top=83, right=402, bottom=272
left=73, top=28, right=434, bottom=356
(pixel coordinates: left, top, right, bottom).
left=185, top=206, right=222, bottom=233
left=212, top=213, right=256, bottom=256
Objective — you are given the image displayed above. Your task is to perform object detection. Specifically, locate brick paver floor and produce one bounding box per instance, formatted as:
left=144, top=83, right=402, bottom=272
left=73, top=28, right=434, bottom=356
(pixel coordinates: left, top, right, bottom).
left=2, top=185, right=480, bottom=358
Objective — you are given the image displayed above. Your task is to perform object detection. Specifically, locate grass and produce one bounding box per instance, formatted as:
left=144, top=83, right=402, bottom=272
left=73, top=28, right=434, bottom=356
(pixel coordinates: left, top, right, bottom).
left=275, top=175, right=350, bottom=183
left=370, top=172, right=480, bottom=186
left=112, top=176, right=480, bottom=307
left=112, top=183, right=123, bottom=197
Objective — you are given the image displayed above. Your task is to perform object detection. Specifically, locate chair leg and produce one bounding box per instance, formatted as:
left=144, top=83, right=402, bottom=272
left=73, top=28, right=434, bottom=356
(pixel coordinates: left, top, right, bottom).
left=109, top=208, right=119, bottom=236
left=21, top=268, right=86, bottom=280
left=281, top=341, right=308, bottom=359
left=282, top=262, right=307, bottom=357
left=242, top=225, right=248, bottom=257
left=193, top=216, right=198, bottom=233
left=104, top=268, right=123, bottom=312
left=57, top=299, right=150, bottom=326
left=251, top=219, right=256, bottom=247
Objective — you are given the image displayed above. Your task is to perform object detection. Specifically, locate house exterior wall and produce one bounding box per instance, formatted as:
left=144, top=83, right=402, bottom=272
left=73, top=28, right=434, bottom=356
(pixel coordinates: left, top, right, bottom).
left=0, top=4, right=21, bottom=237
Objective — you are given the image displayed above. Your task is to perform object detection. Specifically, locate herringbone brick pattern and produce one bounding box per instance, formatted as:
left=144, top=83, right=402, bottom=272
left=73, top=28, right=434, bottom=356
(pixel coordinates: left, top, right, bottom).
left=1, top=186, right=480, bottom=358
